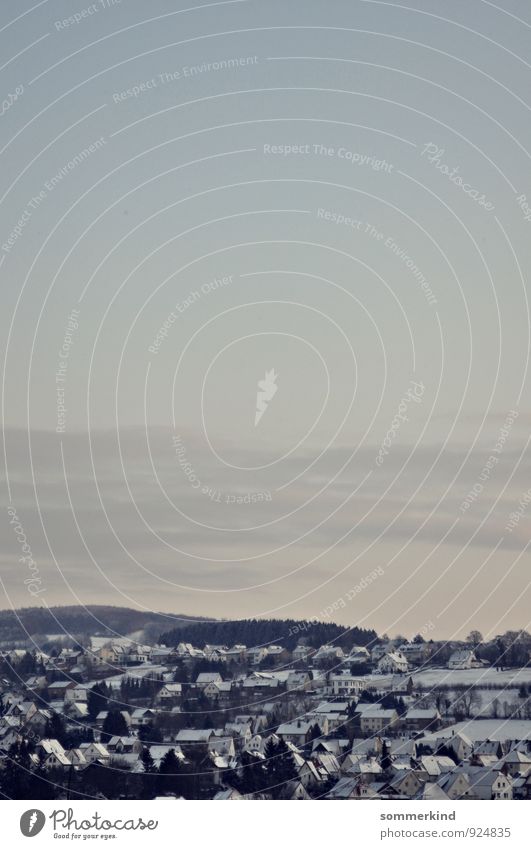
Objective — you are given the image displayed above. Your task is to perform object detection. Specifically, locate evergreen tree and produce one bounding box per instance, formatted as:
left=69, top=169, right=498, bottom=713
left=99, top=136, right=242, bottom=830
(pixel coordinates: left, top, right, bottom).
left=0, top=741, right=33, bottom=799
left=140, top=746, right=156, bottom=799
left=156, top=748, right=182, bottom=797
left=45, top=712, right=67, bottom=744
left=102, top=710, right=129, bottom=739
left=87, top=683, right=108, bottom=720
left=264, top=738, right=298, bottom=798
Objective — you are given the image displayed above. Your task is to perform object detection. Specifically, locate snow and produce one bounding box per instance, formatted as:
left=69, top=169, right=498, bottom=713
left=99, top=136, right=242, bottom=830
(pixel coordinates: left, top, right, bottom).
left=409, top=667, right=531, bottom=689
left=421, top=718, right=531, bottom=742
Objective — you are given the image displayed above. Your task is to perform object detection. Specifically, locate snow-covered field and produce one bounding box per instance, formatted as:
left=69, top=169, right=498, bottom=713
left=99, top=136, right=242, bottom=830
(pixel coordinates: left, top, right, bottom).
left=421, top=718, right=531, bottom=742
left=410, top=667, right=531, bottom=689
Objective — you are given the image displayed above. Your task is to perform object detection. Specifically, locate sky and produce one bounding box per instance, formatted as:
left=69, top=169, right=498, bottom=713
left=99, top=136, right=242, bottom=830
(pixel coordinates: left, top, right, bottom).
left=1, top=0, right=531, bottom=639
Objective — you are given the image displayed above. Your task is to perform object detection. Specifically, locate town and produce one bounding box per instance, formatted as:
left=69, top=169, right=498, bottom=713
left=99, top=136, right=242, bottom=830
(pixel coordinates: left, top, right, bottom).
left=1, top=616, right=530, bottom=800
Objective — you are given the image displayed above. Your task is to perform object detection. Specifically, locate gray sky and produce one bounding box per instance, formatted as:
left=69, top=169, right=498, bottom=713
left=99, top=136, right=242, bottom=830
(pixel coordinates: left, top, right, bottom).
left=1, top=0, right=531, bottom=639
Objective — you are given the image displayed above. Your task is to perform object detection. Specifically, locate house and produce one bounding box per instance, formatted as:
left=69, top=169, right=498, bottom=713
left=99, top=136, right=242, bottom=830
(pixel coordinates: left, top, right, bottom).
left=500, top=749, right=531, bottom=778
left=292, top=645, right=312, bottom=663
left=473, top=739, right=503, bottom=760
left=204, top=681, right=233, bottom=703
left=175, top=729, right=215, bottom=752
left=45, top=750, right=71, bottom=770
left=47, top=681, right=76, bottom=700
left=414, top=782, right=450, bottom=800
left=436, top=730, right=473, bottom=763
left=403, top=708, right=441, bottom=732
left=276, top=719, right=315, bottom=747
left=37, top=739, right=66, bottom=759
left=242, top=672, right=281, bottom=694
left=64, top=684, right=88, bottom=703
left=448, top=649, right=476, bottom=669
left=208, top=737, right=236, bottom=758
left=264, top=645, right=287, bottom=663
left=196, top=672, right=223, bottom=688
left=106, top=736, right=142, bottom=755
left=155, top=683, right=182, bottom=705
left=278, top=779, right=312, bottom=800
left=346, top=756, right=383, bottom=781
left=377, top=652, right=409, bottom=674
left=314, top=644, right=344, bottom=662
left=286, top=671, right=311, bottom=692
left=389, top=771, right=422, bottom=797
left=329, top=672, right=364, bottom=697
left=328, top=776, right=380, bottom=799
left=213, top=787, right=243, bottom=800
left=204, top=645, right=228, bottom=663
left=371, top=642, right=396, bottom=663
left=64, top=701, right=89, bottom=720
left=79, top=742, right=110, bottom=764
left=513, top=772, right=531, bottom=800
left=359, top=708, right=399, bottom=735
left=466, top=767, right=513, bottom=800
left=224, top=645, right=247, bottom=663
left=436, top=770, right=474, bottom=799
left=343, top=646, right=371, bottom=665
left=130, top=708, right=156, bottom=728
left=398, top=642, right=430, bottom=664
left=246, top=647, right=268, bottom=665
left=65, top=748, right=88, bottom=769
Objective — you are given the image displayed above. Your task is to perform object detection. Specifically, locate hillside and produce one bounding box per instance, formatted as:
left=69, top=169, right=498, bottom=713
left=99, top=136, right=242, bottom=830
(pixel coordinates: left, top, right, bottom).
left=0, top=605, right=207, bottom=646
left=160, top=618, right=377, bottom=652
left=0, top=605, right=377, bottom=652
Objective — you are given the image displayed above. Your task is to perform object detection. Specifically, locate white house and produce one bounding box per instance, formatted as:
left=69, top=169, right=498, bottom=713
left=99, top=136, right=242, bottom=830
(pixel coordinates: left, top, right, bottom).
left=329, top=672, right=364, bottom=697
left=377, top=651, right=409, bottom=674
left=448, top=649, right=476, bottom=669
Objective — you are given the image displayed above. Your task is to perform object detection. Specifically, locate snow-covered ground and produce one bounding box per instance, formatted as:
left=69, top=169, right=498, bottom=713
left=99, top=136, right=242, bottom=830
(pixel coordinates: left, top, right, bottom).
left=421, top=718, right=531, bottom=742
left=410, top=667, right=531, bottom=689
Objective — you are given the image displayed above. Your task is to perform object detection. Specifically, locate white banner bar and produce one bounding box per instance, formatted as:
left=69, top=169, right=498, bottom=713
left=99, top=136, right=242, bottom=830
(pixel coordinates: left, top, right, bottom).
left=3, top=800, right=528, bottom=848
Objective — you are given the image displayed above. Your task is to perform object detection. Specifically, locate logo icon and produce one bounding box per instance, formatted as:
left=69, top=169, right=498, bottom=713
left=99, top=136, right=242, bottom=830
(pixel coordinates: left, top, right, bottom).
left=255, top=369, right=278, bottom=426
left=20, top=810, right=46, bottom=837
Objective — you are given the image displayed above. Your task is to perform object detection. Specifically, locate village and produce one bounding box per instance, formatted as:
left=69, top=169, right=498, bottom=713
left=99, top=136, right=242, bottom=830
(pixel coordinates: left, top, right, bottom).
left=1, top=629, right=530, bottom=800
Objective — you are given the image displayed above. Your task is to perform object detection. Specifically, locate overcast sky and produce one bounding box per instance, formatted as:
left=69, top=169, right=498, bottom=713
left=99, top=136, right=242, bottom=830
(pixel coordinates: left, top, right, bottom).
left=1, top=0, right=531, bottom=639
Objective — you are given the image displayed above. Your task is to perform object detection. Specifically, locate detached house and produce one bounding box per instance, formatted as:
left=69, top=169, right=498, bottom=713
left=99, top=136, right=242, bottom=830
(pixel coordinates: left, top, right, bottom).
left=329, top=672, right=364, bottom=697
left=448, top=649, right=476, bottom=669
left=156, top=683, right=182, bottom=705
left=377, top=652, right=409, bottom=674
left=276, top=719, right=315, bottom=747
